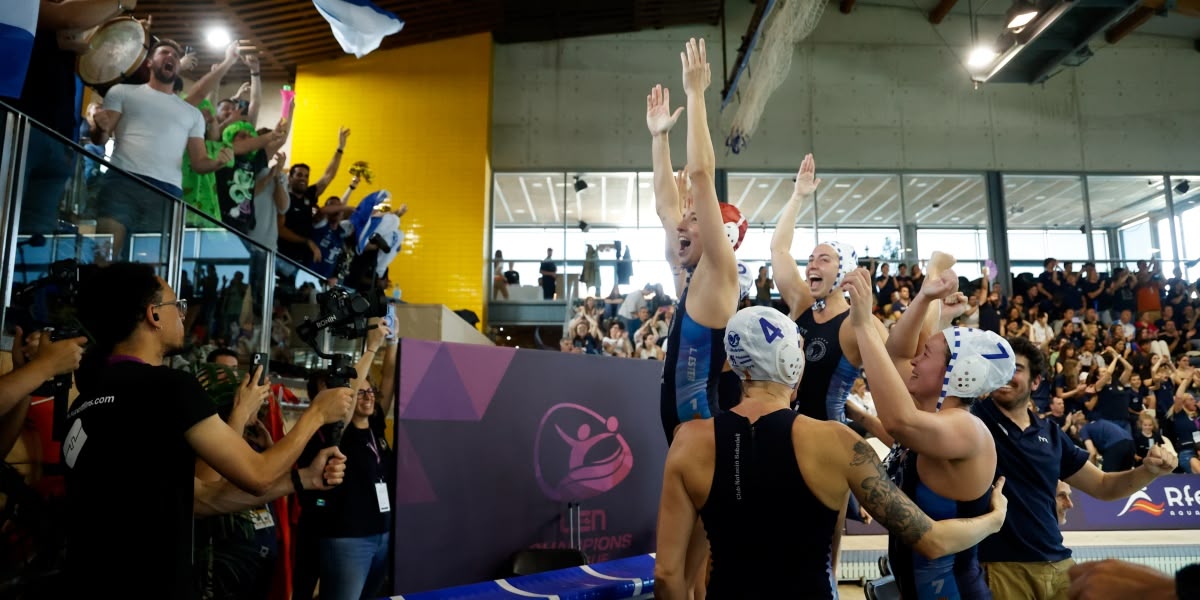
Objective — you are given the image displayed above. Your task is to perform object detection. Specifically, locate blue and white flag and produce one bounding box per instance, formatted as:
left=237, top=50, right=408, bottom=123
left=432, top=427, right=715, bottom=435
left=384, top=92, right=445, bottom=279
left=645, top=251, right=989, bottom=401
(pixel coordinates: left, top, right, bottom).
left=349, top=190, right=403, bottom=278
left=0, top=0, right=39, bottom=98
left=312, top=0, right=404, bottom=59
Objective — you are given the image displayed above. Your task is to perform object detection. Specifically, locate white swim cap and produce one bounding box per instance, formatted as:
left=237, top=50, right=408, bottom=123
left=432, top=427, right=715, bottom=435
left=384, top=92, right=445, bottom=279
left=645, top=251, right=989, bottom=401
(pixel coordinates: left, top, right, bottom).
left=939, top=327, right=1016, bottom=410
left=813, top=241, right=857, bottom=311
left=724, top=306, right=806, bottom=388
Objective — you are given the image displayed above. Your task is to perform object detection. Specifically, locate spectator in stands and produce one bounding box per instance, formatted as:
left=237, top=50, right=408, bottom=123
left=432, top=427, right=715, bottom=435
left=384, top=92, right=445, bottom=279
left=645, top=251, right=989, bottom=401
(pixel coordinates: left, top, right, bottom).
left=568, top=317, right=602, bottom=355
left=279, top=127, right=350, bottom=267
left=1068, top=412, right=1135, bottom=472
left=538, top=248, right=558, bottom=300
left=637, top=331, right=664, bottom=360
left=1134, top=260, right=1163, bottom=322
left=0, top=327, right=86, bottom=457
left=492, top=250, right=509, bottom=300
left=91, top=40, right=235, bottom=256
left=602, top=321, right=632, bottom=358
left=1133, top=410, right=1172, bottom=466
left=1166, top=392, right=1200, bottom=474
left=618, top=284, right=650, bottom=333
left=1043, top=396, right=1069, bottom=431
left=755, top=265, right=773, bottom=306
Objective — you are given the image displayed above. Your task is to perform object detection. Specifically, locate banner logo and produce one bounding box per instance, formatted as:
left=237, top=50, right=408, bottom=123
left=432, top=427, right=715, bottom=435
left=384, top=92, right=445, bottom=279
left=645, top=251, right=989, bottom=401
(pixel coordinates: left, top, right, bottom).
left=534, top=404, right=634, bottom=502
left=1117, top=489, right=1165, bottom=517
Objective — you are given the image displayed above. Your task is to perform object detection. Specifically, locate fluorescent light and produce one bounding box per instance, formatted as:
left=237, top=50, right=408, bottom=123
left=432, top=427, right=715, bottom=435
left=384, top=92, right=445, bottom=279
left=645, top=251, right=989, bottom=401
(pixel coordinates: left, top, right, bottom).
left=967, top=45, right=999, bottom=68
left=834, top=183, right=851, bottom=188
left=916, top=183, right=928, bottom=188
left=757, top=183, right=769, bottom=189
left=1036, top=195, right=1046, bottom=200
left=852, top=194, right=863, bottom=199
left=1007, top=9, right=1037, bottom=29
left=836, top=209, right=846, bottom=213
left=874, top=216, right=883, bottom=220
left=531, top=182, right=543, bottom=188
left=206, top=27, right=231, bottom=49
left=514, top=209, right=526, bottom=214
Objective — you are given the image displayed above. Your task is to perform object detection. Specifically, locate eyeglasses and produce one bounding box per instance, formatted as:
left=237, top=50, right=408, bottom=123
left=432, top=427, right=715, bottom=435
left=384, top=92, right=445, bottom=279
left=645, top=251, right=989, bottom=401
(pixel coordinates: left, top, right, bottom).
left=357, top=389, right=377, bottom=398
left=152, top=299, right=188, bottom=314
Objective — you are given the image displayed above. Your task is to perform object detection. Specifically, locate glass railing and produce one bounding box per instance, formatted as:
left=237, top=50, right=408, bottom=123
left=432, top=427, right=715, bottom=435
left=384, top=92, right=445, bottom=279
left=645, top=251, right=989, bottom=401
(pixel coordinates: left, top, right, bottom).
left=0, top=100, right=365, bottom=385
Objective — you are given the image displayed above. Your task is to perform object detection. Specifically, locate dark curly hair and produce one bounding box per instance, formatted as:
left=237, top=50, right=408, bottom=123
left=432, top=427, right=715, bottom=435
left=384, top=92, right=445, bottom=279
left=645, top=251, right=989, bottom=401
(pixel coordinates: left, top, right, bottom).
left=76, top=263, right=163, bottom=392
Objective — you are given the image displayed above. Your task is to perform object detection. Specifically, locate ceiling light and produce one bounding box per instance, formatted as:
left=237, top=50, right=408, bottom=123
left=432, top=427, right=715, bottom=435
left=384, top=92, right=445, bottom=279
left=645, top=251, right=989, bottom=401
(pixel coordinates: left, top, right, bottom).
left=574, top=177, right=588, bottom=193
left=1036, top=195, right=1046, bottom=200
left=506, top=336, right=512, bottom=341
left=578, top=220, right=590, bottom=232
left=874, top=217, right=883, bottom=220
left=1006, top=184, right=1016, bottom=188
left=852, top=194, right=863, bottom=199
left=1005, top=0, right=1039, bottom=30
left=531, top=182, right=543, bottom=188
left=206, top=27, right=232, bottom=49
left=514, top=209, right=527, bottom=214
left=916, top=183, right=928, bottom=188
left=950, top=216, right=961, bottom=221
left=834, top=183, right=851, bottom=188
left=836, top=209, right=846, bottom=213
left=967, top=45, right=999, bottom=68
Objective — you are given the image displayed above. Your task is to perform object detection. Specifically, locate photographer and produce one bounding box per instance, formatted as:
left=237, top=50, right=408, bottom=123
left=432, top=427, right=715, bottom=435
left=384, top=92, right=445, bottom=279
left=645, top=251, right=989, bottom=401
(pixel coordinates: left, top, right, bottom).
left=294, top=317, right=396, bottom=600
left=62, top=262, right=355, bottom=598
left=0, top=327, right=86, bottom=456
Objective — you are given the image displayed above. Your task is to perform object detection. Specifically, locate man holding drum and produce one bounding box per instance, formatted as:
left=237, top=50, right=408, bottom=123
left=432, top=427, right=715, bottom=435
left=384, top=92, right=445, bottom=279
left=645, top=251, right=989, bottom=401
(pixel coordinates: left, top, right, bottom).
left=93, top=38, right=234, bottom=257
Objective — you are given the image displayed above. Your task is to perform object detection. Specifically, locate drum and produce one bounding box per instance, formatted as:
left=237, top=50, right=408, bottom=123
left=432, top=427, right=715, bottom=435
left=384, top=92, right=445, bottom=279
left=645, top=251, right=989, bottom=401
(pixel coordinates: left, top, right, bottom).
left=76, top=17, right=153, bottom=96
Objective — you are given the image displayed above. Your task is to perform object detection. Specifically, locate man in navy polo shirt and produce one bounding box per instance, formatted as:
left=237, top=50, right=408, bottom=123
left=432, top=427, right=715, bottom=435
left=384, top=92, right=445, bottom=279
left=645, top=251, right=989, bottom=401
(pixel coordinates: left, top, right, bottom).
left=971, top=336, right=1177, bottom=600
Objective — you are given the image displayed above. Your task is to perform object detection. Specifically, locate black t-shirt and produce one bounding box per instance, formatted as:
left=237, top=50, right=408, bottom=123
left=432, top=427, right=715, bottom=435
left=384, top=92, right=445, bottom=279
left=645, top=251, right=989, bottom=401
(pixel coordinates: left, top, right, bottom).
left=1093, top=385, right=1133, bottom=424
left=63, top=360, right=216, bottom=598
left=979, top=302, right=1001, bottom=334
left=299, top=412, right=393, bottom=538
left=280, top=186, right=320, bottom=263
left=1038, top=271, right=1060, bottom=295
left=216, top=150, right=268, bottom=234
left=9, top=29, right=78, bottom=138
left=1079, top=278, right=1104, bottom=310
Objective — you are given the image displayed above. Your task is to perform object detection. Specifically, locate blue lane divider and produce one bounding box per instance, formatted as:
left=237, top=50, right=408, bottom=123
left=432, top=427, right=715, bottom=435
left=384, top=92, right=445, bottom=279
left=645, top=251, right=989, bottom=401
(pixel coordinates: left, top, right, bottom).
left=390, top=554, right=656, bottom=600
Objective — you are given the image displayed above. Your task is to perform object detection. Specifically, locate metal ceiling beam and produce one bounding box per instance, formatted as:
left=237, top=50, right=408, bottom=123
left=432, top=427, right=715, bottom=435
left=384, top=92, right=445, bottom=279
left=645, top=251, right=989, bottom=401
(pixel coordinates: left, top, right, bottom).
left=929, top=0, right=959, bottom=24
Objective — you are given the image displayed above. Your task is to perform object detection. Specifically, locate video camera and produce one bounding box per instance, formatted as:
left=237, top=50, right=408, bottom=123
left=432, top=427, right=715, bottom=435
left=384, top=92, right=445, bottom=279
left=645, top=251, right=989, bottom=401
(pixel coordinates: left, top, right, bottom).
left=6, top=259, right=83, bottom=342
left=368, top=232, right=391, bottom=254
left=296, top=286, right=387, bottom=444
left=4, top=259, right=85, bottom=442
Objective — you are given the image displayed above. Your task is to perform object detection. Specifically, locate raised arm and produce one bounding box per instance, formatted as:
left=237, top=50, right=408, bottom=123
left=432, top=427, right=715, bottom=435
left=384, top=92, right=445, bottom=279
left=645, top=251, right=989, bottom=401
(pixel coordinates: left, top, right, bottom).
left=646, top=84, right=685, bottom=272
left=679, top=38, right=737, bottom=329
left=844, top=269, right=989, bottom=459
left=185, top=43, right=240, bottom=108
left=842, top=433, right=1006, bottom=560
left=38, top=0, right=125, bottom=32
left=886, top=266, right=958, bottom=362
left=1067, top=445, right=1177, bottom=501
left=771, top=154, right=819, bottom=319
left=242, top=54, right=262, bottom=125
left=312, top=127, right=349, bottom=196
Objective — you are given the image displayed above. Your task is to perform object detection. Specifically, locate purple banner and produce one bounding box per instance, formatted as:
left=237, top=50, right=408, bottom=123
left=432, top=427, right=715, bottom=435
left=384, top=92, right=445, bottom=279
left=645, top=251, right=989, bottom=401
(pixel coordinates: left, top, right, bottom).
left=392, top=340, right=667, bottom=595
left=1063, top=473, right=1200, bottom=531
left=847, top=474, right=1200, bottom=535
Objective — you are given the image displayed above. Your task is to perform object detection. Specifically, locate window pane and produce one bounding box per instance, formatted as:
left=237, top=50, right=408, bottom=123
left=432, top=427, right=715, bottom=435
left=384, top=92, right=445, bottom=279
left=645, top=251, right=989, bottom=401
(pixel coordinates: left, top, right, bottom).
left=904, top=175, right=987, bottom=227
left=728, top=173, right=804, bottom=226
left=568, top=172, right=640, bottom=229
left=818, top=174, right=902, bottom=227
left=818, top=228, right=902, bottom=263
left=493, top=172, right=567, bottom=227
left=1087, top=175, right=1168, bottom=267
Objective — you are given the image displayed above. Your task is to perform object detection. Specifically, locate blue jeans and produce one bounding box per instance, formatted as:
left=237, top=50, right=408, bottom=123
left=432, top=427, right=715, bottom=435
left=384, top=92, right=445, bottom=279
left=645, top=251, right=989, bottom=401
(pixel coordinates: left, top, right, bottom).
left=320, top=532, right=389, bottom=600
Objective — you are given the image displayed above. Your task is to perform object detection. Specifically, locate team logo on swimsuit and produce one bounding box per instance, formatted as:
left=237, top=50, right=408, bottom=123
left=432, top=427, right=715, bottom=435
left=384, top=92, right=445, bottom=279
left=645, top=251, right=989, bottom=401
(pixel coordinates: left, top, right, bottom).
left=727, top=332, right=741, bottom=348
left=534, top=404, right=634, bottom=502
left=806, top=337, right=828, bottom=362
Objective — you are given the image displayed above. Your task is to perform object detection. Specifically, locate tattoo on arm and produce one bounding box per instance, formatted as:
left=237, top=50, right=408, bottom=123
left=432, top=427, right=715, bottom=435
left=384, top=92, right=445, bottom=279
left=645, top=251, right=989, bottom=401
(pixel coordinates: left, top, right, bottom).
left=850, top=441, right=932, bottom=547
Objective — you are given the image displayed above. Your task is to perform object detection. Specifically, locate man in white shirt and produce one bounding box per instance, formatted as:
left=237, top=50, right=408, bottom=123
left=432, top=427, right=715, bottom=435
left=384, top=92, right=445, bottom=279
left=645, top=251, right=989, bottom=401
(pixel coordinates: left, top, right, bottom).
left=93, top=39, right=232, bottom=257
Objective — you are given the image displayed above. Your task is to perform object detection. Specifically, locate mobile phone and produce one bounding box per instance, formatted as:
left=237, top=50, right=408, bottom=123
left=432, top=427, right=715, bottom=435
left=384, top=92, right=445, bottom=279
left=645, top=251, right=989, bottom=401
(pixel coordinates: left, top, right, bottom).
left=383, top=304, right=397, bottom=341
left=251, top=352, right=268, bottom=385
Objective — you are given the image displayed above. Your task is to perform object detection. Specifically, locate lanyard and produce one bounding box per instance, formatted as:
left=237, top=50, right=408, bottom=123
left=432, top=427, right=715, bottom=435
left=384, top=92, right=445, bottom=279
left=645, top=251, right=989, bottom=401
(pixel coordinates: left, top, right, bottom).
left=366, top=429, right=380, bottom=466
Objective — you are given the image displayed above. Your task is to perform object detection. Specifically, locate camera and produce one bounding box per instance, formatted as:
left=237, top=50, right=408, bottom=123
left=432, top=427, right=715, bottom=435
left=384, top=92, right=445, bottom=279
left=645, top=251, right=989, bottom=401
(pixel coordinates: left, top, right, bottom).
left=6, top=259, right=82, bottom=340
left=368, top=232, right=391, bottom=253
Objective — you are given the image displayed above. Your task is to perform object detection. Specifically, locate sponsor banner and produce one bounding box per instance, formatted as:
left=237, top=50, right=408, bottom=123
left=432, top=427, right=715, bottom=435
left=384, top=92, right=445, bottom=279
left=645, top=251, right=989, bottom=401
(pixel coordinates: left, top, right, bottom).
left=847, top=474, right=1200, bottom=535
left=392, top=340, right=667, bottom=595
left=1066, top=473, right=1200, bottom=531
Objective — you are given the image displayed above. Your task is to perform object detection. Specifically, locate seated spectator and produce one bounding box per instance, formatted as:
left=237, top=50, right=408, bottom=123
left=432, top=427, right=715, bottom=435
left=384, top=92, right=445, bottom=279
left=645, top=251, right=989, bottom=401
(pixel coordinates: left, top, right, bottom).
left=636, top=331, right=664, bottom=360
left=1133, top=410, right=1173, bottom=466
left=567, top=317, right=602, bottom=355
left=601, top=321, right=631, bottom=358
left=1166, top=392, right=1200, bottom=474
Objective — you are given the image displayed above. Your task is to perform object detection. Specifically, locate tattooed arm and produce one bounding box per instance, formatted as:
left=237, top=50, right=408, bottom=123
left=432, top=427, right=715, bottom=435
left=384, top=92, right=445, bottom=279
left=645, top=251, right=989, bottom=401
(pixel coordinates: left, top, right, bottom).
left=842, top=435, right=1008, bottom=559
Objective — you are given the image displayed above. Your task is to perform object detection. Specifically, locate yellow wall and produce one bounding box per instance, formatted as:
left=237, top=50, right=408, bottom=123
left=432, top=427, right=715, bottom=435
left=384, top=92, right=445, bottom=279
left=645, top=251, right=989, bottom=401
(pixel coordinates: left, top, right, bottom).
left=291, top=33, right=493, bottom=322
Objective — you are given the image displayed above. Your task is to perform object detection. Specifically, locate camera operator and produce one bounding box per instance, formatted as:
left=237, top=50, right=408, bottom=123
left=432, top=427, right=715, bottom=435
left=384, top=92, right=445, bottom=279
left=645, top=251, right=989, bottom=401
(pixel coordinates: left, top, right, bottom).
left=0, top=327, right=86, bottom=457
left=62, top=262, right=355, bottom=598
left=293, top=316, right=396, bottom=600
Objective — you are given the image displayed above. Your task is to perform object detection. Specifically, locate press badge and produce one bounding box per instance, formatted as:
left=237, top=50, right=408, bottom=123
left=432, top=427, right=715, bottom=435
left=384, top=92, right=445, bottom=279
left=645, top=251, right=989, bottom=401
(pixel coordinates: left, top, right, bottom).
left=250, top=508, right=274, bottom=530
left=375, top=482, right=390, bottom=513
